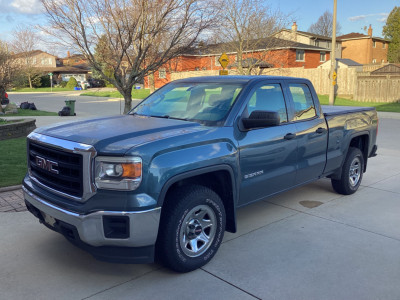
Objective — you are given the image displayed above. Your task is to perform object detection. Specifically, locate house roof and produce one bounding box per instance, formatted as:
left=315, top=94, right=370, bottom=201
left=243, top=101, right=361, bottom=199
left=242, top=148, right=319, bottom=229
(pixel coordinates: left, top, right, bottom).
left=336, top=58, right=362, bottom=66
left=338, top=32, right=390, bottom=42
left=13, top=50, right=57, bottom=59
left=37, top=66, right=89, bottom=73
left=186, top=37, right=328, bottom=56
left=62, top=54, right=86, bottom=60
left=370, top=64, right=400, bottom=75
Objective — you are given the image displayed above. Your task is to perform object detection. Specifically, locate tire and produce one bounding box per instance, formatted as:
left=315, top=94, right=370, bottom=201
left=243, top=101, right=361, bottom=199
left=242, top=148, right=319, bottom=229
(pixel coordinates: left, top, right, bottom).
left=331, top=147, right=364, bottom=195
left=156, top=185, right=226, bottom=273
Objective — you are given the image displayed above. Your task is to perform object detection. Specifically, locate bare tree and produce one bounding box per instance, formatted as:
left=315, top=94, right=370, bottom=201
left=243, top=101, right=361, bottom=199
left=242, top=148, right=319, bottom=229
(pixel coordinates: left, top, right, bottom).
left=213, top=0, right=292, bottom=75
left=12, top=26, right=41, bottom=89
left=40, top=0, right=217, bottom=113
left=308, top=10, right=341, bottom=37
left=0, top=41, right=19, bottom=102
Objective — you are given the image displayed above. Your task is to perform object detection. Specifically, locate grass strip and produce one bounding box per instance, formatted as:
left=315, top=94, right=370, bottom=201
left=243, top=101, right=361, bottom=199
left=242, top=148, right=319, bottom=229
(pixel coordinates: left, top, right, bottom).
left=0, top=137, right=27, bottom=188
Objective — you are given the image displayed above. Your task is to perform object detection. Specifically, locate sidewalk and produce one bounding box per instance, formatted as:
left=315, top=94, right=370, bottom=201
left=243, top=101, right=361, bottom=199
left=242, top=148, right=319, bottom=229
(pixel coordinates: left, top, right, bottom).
left=0, top=187, right=26, bottom=212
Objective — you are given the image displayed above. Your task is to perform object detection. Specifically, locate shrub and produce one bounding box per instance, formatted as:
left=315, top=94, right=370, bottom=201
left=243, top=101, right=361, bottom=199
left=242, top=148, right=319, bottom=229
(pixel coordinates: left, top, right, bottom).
left=40, top=75, right=51, bottom=87
left=59, top=81, right=67, bottom=87
left=66, top=77, right=78, bottom=89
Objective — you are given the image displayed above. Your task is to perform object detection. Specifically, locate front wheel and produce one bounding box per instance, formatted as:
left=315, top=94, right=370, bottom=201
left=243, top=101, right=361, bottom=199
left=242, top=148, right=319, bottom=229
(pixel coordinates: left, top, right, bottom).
left=331, top=147, right=364, bottom=195
left=156, top=185, right=226, bottom=273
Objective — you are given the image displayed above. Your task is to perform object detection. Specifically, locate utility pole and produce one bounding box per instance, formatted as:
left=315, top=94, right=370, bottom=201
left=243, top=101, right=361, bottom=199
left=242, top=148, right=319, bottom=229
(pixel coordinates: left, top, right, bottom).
left=329, top=0, right=337, bottom=105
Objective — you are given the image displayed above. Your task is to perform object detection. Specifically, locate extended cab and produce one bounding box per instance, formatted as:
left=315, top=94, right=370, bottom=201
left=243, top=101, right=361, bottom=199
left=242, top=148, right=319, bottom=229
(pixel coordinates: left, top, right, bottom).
left=23, top=76, right=378, bottom=272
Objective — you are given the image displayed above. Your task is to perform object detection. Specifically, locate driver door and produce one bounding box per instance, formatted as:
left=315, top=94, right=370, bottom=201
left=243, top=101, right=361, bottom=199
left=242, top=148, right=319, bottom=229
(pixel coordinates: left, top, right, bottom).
left=237, top=81, right=298, bottom=206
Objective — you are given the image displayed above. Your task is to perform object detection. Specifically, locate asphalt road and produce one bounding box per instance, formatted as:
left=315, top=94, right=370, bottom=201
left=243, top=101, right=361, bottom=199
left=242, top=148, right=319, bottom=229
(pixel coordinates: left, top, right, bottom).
left=8, top=91, right=142, bottom=118
left=1, top=96, right=400, bottom=299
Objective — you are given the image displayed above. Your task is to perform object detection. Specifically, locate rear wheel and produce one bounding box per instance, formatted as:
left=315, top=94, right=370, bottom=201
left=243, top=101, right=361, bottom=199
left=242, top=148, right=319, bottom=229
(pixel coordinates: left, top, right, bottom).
left=156, top=185, right=226, bottom=273
left=331, top=147, right=364, bottom=195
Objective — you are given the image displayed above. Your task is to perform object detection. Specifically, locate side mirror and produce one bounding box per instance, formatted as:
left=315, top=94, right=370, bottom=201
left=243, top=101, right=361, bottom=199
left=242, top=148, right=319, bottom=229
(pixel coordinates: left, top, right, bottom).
left=242, top=110, right=280, bottom=129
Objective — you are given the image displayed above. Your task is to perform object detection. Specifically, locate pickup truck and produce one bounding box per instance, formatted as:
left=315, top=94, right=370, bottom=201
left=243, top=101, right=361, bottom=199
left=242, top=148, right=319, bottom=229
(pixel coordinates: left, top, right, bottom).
left=23, top=76, right=378, bottom=272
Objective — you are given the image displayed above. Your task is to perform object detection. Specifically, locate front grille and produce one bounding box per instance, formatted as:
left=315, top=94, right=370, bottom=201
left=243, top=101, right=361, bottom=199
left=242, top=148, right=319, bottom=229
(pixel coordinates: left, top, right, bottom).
left=28, top=141, right=83, bottom=198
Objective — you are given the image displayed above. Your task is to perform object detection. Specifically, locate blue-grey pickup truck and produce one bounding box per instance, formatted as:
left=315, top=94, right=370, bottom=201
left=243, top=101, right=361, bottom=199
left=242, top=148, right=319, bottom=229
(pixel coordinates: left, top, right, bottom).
left=23, top=76, right=378, bottom=272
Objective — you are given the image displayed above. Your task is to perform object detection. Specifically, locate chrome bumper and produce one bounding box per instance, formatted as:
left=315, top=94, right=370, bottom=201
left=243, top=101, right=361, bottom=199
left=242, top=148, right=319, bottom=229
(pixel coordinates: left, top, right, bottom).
left=23, top=186, right=161, bottom=247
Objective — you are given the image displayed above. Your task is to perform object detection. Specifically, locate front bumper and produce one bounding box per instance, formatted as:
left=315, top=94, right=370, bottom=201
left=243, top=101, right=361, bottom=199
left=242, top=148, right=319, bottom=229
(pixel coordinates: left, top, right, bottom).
left=23, top=186, right=161, bottom=263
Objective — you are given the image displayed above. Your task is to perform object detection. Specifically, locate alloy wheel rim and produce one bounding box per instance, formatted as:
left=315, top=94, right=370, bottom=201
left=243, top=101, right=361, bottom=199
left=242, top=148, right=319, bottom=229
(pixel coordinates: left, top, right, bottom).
left=179, top=204, right=217, bottom=258
left=349, top=157, right=361, bottom=187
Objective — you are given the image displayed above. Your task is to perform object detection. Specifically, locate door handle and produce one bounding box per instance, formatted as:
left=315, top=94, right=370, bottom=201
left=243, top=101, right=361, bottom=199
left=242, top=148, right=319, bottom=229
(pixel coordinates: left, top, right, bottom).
left=316, top=127, right=327, bottom=134
left=284, top=133, right=296, bottom=140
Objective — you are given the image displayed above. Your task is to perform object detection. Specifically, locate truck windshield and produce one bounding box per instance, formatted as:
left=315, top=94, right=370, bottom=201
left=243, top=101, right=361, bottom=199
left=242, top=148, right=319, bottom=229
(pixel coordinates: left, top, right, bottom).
left=130, top=82, right=244, bottom=125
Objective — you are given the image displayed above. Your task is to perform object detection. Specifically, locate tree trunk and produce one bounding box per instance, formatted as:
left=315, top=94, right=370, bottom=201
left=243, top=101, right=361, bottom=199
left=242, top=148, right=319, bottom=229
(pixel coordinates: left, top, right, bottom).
left=149, top=73, right=155, bottom=93
left=122, top=90, right=132, bottom=114
left=28, top=74, right=33, bottom=89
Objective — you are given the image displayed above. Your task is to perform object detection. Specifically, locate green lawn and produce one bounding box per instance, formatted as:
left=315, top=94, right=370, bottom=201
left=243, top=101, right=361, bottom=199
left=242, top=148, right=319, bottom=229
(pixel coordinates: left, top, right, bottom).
left=2, top=109, right=58, bottom=117
left=318, top=95, right=400, bottom=113
left=12, top=87, right=74, bottom=92
left=0, top=119, right=19, bottom=125
left=81, top=89, right=151, bottom=99
left=0, top=137, right=27, bottom=188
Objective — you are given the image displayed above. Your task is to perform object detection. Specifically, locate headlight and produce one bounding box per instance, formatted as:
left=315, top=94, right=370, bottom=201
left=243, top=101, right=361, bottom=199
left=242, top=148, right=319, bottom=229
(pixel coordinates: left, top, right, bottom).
left=95, top=157, right=142, bottom=190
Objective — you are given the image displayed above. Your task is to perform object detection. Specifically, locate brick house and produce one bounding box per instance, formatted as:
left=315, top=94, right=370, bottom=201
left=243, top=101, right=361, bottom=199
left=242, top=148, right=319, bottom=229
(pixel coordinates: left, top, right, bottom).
left=338, top=26, right=390, bottom=64
left=146, top=37, right=330, bottom=89
left=273, top=22, right=342, bottom=59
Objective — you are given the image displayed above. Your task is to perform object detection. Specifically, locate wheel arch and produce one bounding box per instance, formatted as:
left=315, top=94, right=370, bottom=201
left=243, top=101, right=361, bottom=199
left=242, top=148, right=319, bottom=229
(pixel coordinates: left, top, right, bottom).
left=330, top=132, right=369, bottom=180
left=158, top=165, right=237, bottom=233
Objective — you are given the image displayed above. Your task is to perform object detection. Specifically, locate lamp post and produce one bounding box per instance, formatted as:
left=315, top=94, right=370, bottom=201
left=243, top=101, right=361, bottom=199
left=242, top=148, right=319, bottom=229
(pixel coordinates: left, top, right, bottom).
left=329, top=0, right=337, bottom=105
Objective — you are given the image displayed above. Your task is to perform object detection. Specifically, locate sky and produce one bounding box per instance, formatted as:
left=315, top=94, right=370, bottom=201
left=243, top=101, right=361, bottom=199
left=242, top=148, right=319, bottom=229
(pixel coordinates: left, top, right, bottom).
left=0, top=0, right=398, bottom=56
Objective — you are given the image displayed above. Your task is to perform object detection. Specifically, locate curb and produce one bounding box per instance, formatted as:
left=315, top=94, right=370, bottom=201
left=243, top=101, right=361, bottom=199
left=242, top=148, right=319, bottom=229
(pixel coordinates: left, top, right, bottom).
left=0, top=185, right=22, bottom=193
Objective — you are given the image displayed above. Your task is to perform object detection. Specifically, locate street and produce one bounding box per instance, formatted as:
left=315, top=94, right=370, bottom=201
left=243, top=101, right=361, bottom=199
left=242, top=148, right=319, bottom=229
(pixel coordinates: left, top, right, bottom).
left=1, top=94, right=400, bottom=299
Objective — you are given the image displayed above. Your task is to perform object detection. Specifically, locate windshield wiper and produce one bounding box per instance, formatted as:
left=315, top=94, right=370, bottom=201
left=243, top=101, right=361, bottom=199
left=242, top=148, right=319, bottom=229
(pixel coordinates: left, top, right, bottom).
left=149, top=115, right=188, bottom=121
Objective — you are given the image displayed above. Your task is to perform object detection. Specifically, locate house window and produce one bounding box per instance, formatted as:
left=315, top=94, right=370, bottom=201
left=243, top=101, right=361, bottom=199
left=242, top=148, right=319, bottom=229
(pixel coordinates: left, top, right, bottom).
left=373, top=41, right=376, bottom=48
left=41, top=58, right=47, bottom=65
left=32, top=58, right=37, bottom=64
left=48, top=58, right=52, bottom=65
left=159, top=68, right=166, bottom=79
left=327, top=41, right=331, bottom=49
left=382, top=43, right=386, bottom=49
left=320, top=52, right=326, bottom=62
left=296, top=50, right=305, bottom=61
left=372, top=59, right=376, bottom=63
left=382, top=59, right=385, bottom=63
left=314, top=40, right=319, bottom=47
left=215, top=56, right=221, bottom=67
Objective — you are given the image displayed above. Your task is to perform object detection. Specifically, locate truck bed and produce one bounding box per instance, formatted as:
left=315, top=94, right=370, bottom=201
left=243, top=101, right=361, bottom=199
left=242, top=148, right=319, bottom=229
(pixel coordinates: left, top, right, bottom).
left=322, top=105, right=375, bottom=116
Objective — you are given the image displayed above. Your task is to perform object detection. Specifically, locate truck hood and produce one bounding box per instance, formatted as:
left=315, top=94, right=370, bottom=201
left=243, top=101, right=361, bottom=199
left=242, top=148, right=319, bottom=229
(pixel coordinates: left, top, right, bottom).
left=35, top=115, right=204, bottom=155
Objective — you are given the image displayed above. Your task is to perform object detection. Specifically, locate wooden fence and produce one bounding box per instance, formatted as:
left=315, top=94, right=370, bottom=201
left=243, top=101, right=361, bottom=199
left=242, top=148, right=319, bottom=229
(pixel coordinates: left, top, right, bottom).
left=171, top=67, right=399, bottom=102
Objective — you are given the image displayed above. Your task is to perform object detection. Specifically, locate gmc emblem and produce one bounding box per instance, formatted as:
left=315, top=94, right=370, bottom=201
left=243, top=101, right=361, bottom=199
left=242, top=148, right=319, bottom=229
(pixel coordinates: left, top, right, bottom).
left=35, top=156, right=59, bottom=174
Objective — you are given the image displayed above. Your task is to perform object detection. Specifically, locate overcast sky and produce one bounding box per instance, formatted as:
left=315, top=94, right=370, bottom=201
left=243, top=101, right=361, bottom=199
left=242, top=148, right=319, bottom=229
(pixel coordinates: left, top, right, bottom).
left=0, top=0, right=396, bottom=56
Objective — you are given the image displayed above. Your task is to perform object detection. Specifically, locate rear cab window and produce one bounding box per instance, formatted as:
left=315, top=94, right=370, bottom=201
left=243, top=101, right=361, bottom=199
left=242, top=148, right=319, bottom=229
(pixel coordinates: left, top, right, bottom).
left=288, top=83, right=317, bottom=121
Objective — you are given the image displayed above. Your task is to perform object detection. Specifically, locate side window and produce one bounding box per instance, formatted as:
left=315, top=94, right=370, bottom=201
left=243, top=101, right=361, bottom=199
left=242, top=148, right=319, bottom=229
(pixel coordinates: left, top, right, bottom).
left=288, top=83, right=316, bottom=121
left=246, top=84, right=288, bottom=123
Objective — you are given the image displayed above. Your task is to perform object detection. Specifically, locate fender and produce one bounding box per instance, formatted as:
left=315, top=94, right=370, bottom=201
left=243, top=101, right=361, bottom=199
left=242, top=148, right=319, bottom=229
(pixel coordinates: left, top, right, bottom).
left=158, top=164, right=238, bottom=233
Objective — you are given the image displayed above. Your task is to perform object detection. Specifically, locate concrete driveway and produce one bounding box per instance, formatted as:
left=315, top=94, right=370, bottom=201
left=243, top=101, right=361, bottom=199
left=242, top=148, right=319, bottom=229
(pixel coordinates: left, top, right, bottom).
left=1, top=112, right=400, bottom=299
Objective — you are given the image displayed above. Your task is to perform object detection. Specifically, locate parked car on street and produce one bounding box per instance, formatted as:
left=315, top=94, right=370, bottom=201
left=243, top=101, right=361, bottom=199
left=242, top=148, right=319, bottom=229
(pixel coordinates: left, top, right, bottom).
left=23, top=76, right=378, bottom=272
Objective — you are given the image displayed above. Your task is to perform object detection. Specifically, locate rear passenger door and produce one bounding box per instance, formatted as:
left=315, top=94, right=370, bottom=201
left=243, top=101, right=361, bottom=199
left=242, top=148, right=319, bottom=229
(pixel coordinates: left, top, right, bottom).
left=237, top=81, right=298, bottom=205
left=286, top=82, right=328, bottom=185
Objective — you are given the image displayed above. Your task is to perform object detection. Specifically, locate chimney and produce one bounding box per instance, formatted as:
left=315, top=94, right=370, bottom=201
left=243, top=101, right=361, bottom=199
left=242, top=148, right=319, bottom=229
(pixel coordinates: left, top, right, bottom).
left=368, top=25, right=372, bottom=36
left=291, top=22, right=298, bottom=41
left=292, top=22, right=298, bottom=32
left=67, top=51, right=70, bottom=57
